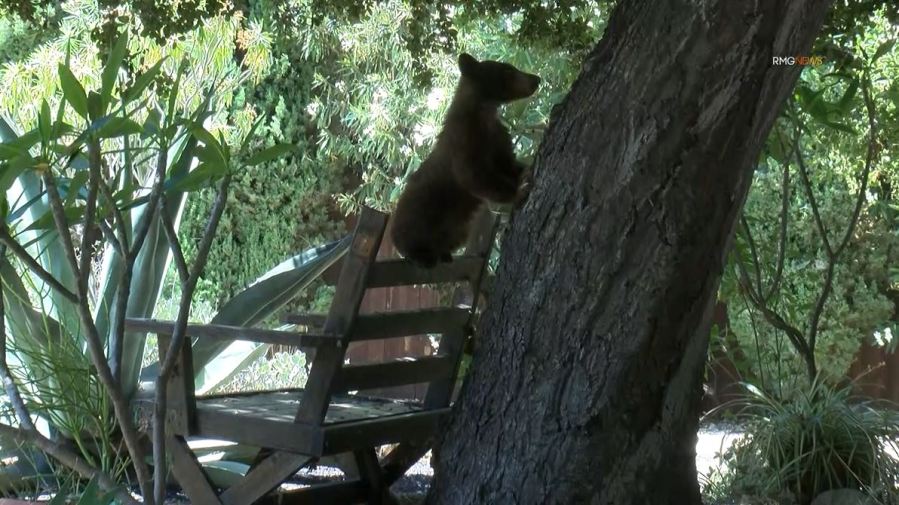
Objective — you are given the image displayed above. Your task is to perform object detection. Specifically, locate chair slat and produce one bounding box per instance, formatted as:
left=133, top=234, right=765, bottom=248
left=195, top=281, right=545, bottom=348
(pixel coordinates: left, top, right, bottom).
left=126, top=318, right=340, bottom=348
left=332, top=356, right=455, bottom=392
left=322, top=409, right=448, bottom=455
left=284, top=307, right=470, bottom=340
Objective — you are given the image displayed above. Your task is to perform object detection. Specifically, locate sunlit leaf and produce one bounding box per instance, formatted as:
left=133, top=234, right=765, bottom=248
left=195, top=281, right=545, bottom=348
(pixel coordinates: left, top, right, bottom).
left=245, top=143, right=293, bottom=166
left=58, top=64, right=88, bottom=119
left=101, top=31, right=128, bottom=110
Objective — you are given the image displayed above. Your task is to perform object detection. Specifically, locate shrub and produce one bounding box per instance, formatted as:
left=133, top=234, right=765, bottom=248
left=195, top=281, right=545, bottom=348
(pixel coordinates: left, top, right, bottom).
left=704, top=381, right=899, bottom=505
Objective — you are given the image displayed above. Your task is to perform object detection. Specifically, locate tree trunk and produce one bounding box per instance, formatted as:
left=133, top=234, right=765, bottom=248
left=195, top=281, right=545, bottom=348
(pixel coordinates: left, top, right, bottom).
left=427, top=1, right=832, bottom=504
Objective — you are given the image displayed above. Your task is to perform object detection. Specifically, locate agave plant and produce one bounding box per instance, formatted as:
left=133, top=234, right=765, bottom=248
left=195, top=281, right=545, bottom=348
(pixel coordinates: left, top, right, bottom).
left=0, top=32, right=348, bottom=501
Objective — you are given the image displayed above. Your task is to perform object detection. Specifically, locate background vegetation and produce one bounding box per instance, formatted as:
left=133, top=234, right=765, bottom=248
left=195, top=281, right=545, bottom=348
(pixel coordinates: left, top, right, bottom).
left=0, top=0, right=895, bottom=503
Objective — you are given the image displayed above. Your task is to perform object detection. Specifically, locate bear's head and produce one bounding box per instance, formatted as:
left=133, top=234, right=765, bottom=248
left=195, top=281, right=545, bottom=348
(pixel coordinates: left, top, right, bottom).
left=457, top=53, right=540, bottom=103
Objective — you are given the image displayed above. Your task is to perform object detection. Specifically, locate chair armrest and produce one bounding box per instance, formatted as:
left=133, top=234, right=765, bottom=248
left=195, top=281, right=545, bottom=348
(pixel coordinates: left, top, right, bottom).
left=124, top=318, right=341, bottom=348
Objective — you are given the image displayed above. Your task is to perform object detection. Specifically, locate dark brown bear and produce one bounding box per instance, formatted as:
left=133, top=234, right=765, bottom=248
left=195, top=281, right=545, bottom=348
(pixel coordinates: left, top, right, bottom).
left=391, top=53, right=540, bottom=267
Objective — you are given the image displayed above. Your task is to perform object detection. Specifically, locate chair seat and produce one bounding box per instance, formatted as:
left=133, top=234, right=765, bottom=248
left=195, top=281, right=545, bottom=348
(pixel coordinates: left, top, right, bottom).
left=134, top=389, right=443, bottom=456
left=198, top=390, right=423, bottom=424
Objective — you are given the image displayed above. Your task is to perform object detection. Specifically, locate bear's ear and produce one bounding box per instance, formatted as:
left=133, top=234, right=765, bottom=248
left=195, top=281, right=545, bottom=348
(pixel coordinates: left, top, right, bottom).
left=458, top=53, right=479, bottom=76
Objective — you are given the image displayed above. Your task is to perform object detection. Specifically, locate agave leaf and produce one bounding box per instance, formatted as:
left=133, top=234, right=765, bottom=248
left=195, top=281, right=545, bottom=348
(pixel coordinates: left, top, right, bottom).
left=0, top=117, right=80, bottom=334
left=99, top=133, right=198, bottom=398
left=201, top=460, right=250, bottom=488
left=190, top=237, right=350, bottom=386
left=194, top=340, right=270, bottom=396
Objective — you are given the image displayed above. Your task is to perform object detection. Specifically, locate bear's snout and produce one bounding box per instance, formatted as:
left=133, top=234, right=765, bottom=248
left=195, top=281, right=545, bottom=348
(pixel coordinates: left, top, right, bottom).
left=514, top=73, right=541, bottom=98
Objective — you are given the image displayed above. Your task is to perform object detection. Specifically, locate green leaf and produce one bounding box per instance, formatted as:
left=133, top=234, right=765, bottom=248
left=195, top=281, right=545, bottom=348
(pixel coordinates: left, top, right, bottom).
left=169, top=162, right=221, bottom=192
left=245, top=143, right=293, bottom=166
left=124, top=58, right=165, bottom=103
left=0, top=160, right=28, bottom=193
left=25, top=205, right=85, bottom=231
left=100, top=31, right=128, bottom=110
left=167, top=59, right=188, bottom=118
left=872, top=39, right=895, bottom=62
left=38, top=100, right=51, bottom=142
left=0, top=143, right=26, bottom=161
left=191, top=126, right=227, bottom=166
left=58, top=64, right=88, bottom=119
left=837, top=79, right=858, bottom=113
left=95, top=117, right=142, bottom=138
left=822, top=121, right=856, bottom=134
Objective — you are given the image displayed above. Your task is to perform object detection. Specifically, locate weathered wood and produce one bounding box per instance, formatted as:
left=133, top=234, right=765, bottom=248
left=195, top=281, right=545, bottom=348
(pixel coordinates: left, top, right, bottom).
left=381, top=441, right=431, bottom=485
left=296, top=209, right=388, bottom=425
left=322, top=409, right=448, bottom=455
left=194, top=390, right=420, bottom=423
left=366, top=256, right=482, bottom=287
left=261, top=480, right=367, bottom=505
left=220, top=451, right=313, bottom=505
left=333, top=356, right=455, bottom=393
left=354, top=448, right=386, bottom=505
left=194, top=408, right=324, bottom=456
left=286, top=308, right=470, bottom=341
left=126, top=318, right=340, bottom=348
left=422, top=329, right=468, bottom=408
left=158, top=333, right=197, bottom=434
left=168, top=435, right=222, bottom=505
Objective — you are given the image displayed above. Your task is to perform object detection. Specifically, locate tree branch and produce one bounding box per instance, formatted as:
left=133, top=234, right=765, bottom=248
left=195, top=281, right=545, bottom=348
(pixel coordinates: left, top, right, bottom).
left=97, top=177, right=130, bottom=252
left=739, top=216, right=764, bottom=291
left=0, top=229, right=79, bottom=304
left=159, top=195, right=188, bottom=284
left=152, top=173, right=232, bottom=505
left=41, top=169, right=154, bottom=500
left=78, top=141, right=102, bottom=295
left=0, top=423, right=139, bottom=505
left=764, top=159, right=791, bottom=302
left=0, top=253, right=37, bottom=431
left=736, top=256, right=816, bottom=378
left=804, top=77, right=877, bottom=355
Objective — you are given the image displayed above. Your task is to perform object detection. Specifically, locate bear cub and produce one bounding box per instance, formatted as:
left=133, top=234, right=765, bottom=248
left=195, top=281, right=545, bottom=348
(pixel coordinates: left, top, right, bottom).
left=391, top=53, right=540, bottom=268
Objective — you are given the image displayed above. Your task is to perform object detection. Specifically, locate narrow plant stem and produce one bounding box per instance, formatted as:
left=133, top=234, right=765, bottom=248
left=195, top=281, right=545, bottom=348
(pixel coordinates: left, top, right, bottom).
left=159, top=196, right=188, bottom=284
left=740, top=216, right=764, bottom=290
left=0, top=254, right=37, bottom=431
left=764, top=160, right=791, bottom=302
left=152, top=174, right=231, bottom=505
left=41, top=170, right=155, bottom=500
left=80, top=141, right=102, bottom=294
left=0, top=423, right=139, bottom=505
left=98, top=220, right=125, bottom=258
left=0, top=255, right=133, bottom=503
left=110, top=147, right=169, bottom=382
left=98, top=177, right=130, bottom=252
left=794, top=77, right=877, bottom=363
left=0, top=229, right=79, bottom=304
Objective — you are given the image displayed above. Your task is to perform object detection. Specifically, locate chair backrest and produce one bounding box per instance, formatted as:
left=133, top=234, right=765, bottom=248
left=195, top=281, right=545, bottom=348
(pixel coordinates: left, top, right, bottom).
left=293, top=206, right=497, bottom=425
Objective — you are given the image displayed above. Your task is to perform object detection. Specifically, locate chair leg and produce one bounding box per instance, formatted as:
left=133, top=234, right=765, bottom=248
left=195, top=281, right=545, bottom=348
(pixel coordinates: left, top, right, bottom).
left=220, top=451, right=313, bottom=505
left=168, top=435, right=222, bottom=505
left=381, top=440, right=431, bottom=485
left=354, top=448, right=395, bottom=505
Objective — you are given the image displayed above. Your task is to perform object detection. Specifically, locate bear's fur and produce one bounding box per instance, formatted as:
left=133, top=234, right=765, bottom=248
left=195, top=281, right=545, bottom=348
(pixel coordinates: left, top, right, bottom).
left=391, top=53, right=540, bottom=267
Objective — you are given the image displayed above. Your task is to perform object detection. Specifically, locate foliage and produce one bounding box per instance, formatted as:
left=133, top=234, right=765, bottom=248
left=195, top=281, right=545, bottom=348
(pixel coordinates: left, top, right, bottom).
left=703, top=382, right=899, bottom=505
left=178, top=0, right=601, bottom=311
left=717, top=15, right=899, bottom=390
left=213, top=349, right=308, bottom=394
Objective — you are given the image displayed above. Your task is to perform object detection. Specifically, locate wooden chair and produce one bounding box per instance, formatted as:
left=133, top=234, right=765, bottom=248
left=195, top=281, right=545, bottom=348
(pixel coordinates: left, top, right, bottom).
left=126, top=206, right=498, bottom=505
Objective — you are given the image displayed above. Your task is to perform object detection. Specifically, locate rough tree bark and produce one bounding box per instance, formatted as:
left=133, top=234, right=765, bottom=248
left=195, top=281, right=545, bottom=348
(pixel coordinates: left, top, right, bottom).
left=427, top=1, right=832, bottom=504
